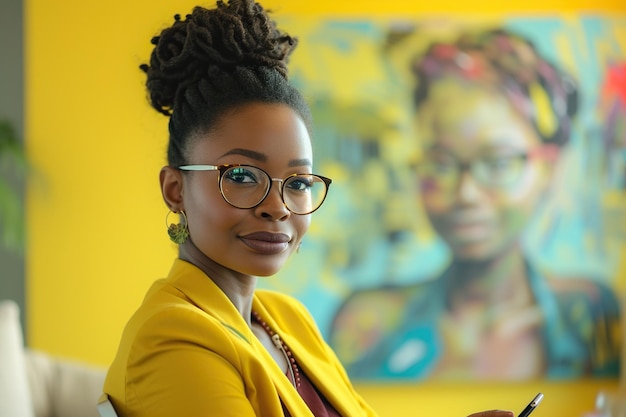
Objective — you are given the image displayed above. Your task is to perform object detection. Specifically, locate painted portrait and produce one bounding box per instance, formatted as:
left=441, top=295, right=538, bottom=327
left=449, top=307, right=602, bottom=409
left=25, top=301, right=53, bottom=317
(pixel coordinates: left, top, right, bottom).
left=258, top=15, right=626, bottom=381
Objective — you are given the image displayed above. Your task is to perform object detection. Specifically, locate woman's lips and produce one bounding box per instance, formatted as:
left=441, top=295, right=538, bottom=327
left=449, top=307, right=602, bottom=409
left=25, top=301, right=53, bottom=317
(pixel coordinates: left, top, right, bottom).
left=450, top=222, right=490, bottom=242
left=239, top=232, right=291, bottom=254
left=446, top=217, right=493, bottom=243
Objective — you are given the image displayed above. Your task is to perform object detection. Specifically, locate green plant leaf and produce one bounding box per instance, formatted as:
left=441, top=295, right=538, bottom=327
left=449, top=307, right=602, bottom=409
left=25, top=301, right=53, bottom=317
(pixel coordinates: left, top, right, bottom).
left=0, top=119, right=27, bottom=255
left=0, top=179, right=24, bottom=252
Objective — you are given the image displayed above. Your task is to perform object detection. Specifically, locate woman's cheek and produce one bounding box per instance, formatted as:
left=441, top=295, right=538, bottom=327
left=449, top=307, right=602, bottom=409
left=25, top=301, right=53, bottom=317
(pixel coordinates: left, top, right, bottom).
left=505, top=163, right=549, bottom=203
left=420, top=179, right=454, bottom=214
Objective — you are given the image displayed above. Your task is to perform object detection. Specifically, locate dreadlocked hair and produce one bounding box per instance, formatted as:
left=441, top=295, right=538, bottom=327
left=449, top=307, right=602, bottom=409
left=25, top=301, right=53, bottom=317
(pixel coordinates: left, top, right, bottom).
left=411, top=28, right=578, bottom=147
left=140, top=0, right=312, bottom=166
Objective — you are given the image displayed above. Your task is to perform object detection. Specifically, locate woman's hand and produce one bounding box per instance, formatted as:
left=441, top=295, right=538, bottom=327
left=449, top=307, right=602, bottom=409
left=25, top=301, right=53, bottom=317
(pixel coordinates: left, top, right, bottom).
left=467, top=411, right=514, bottom=417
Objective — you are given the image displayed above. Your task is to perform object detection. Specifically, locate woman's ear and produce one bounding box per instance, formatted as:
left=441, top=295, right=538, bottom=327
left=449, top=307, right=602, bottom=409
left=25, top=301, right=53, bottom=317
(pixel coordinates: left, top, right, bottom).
left=160, top=166, right=184, bottom=211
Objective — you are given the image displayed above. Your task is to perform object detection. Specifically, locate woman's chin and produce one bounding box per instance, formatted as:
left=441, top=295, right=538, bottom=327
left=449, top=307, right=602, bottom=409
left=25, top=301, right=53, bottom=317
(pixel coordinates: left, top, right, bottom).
left=247, top=261, right=289, bottom=278
left=449, top=241, right=499, bottom=262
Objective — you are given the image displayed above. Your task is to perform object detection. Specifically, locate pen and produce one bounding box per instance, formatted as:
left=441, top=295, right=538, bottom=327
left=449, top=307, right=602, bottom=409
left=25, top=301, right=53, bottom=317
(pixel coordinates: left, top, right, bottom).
left=518, top=393, right=544, bottom=417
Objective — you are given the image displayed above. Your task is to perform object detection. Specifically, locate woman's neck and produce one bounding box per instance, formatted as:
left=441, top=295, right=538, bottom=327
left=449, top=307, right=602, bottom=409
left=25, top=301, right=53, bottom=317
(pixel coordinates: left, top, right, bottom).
left=446, top=243, right=534, bottom=309
left=178, top=239, right=257, bottom=320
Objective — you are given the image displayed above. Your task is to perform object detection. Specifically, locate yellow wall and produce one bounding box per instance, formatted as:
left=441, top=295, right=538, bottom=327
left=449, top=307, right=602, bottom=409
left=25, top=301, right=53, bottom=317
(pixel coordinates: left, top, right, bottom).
left=26, top=0, right=624, bottom=416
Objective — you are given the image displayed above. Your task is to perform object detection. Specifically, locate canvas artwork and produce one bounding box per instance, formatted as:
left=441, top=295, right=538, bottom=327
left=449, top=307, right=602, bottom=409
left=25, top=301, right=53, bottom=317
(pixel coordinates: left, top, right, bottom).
left=257, top=14, right=626, bottom=382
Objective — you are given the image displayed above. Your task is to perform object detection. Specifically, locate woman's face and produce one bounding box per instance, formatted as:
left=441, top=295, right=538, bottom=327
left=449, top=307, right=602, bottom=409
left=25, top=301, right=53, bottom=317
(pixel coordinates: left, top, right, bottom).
left=416, top=80, right=555, bottom=261
left=179, top=103, right=313, bottom=277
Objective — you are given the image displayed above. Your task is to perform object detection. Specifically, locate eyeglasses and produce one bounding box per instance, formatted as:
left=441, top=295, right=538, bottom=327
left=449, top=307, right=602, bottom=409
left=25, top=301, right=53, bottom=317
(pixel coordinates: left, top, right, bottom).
left=177, top=164, right=332, bottom=215
left=416, top=153, right=532, bottom=190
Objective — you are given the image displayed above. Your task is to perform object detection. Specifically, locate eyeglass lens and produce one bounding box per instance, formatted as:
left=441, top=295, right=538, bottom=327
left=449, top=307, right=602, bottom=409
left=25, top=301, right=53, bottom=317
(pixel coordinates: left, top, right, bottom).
left=219, top=166, right=328, bottom=214
left=417, top=153, right=529, bottom=188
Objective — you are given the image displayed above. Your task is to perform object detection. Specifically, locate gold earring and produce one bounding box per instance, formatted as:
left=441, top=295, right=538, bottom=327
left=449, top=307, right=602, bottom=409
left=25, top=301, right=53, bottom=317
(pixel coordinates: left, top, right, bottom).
left=166, top=210, right=189, bottom=244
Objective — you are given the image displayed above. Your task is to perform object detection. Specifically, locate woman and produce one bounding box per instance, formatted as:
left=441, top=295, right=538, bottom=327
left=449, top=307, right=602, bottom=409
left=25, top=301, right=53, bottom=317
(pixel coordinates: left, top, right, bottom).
left=329, top=28, right=621, bottom=381
left=101, top=1, right=513, bottom=416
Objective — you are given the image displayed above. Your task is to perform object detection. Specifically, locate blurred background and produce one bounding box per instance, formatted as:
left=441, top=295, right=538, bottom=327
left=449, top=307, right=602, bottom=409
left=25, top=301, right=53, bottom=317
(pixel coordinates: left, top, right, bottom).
left=1, top=0, right=625, bottom=415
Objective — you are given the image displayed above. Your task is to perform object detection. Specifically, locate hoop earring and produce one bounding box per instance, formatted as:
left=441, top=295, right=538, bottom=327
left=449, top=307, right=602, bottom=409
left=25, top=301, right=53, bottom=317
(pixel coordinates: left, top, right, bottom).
left=166, top=210, right=189, bottom=244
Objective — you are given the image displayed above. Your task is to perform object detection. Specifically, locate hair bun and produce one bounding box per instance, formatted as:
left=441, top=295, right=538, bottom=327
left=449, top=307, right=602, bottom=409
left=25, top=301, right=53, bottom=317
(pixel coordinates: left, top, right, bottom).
left=141, top=0, right=297, bottom=116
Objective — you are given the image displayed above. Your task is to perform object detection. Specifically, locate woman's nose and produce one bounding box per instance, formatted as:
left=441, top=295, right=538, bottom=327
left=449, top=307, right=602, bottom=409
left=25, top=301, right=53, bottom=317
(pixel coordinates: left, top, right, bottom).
left=256, top=180, right=290, bottom=220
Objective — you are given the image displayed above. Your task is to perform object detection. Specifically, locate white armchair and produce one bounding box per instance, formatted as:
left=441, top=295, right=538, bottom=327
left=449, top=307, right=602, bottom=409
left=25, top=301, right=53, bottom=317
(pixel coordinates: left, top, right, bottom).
left=0, top=300, right=107, bottom=417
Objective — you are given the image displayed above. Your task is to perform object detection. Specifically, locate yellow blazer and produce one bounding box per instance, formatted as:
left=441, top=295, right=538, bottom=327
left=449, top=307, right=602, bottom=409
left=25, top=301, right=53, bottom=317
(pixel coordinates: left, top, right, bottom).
left=103, top=259, right=377, bottom=417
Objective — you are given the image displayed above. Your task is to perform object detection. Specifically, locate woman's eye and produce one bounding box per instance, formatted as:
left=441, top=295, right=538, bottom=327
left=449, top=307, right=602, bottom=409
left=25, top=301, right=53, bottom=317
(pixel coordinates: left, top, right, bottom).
left=425, top=153, right=457, bottom=170
left=485, top=156, right=516, bottom=172
left=426, top=160, right=456, bottom=175
left=435, top=162, right=456, bottom=172
left=286, top=176, right=313, bottom=191
left=225, top=168, right=258, bottom=183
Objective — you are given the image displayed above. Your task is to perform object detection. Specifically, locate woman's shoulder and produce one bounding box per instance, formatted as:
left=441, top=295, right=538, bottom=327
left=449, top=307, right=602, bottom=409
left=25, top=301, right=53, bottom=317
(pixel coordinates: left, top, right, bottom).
left=328, top=280, right=440, bottom=350
left=543, top=272, right=621, bottom=310
left=335, top=278, right=441, bottom=317
left=541, top=272, right=622, bottom=375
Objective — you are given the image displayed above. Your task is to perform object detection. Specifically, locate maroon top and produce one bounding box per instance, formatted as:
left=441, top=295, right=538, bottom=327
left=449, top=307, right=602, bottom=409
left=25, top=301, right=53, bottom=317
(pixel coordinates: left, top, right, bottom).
left=282, top=368, right=342, bottom=417
left=250, top=311, right=341, bottom=416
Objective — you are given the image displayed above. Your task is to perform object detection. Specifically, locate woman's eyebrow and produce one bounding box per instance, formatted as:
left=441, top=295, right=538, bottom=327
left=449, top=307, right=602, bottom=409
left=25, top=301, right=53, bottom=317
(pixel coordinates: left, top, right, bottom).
left=478, top=144, right=529, bottom=154
left=220, top=148, right=311, bottom=167
left=425, top=144, right=453, bottom=154
left=426, top=142, right=449, bottom=149
left=221, top=148, right=267, bottom=161
left=289, top=158, right=311, bottom=167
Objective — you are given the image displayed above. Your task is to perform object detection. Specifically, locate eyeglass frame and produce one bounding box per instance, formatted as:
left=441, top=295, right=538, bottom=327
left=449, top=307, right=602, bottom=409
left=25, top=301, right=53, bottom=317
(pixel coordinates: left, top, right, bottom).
left=414, top=145, right=559, bottom=190
left=176, top=163, right=332, bottom=215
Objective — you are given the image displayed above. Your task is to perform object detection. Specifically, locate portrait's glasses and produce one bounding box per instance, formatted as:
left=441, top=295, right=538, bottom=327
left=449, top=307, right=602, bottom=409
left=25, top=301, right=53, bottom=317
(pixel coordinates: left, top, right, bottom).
left=177, top=164, right=332, bottom=215
left=416, top=149, right=550, bottom=190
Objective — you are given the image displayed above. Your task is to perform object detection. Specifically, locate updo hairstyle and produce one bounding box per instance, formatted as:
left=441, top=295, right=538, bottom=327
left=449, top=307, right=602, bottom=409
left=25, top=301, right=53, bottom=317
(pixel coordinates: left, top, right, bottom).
left=411, top=28, right=579, bottom=146
left=140, top=0, right=312, bottom=166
